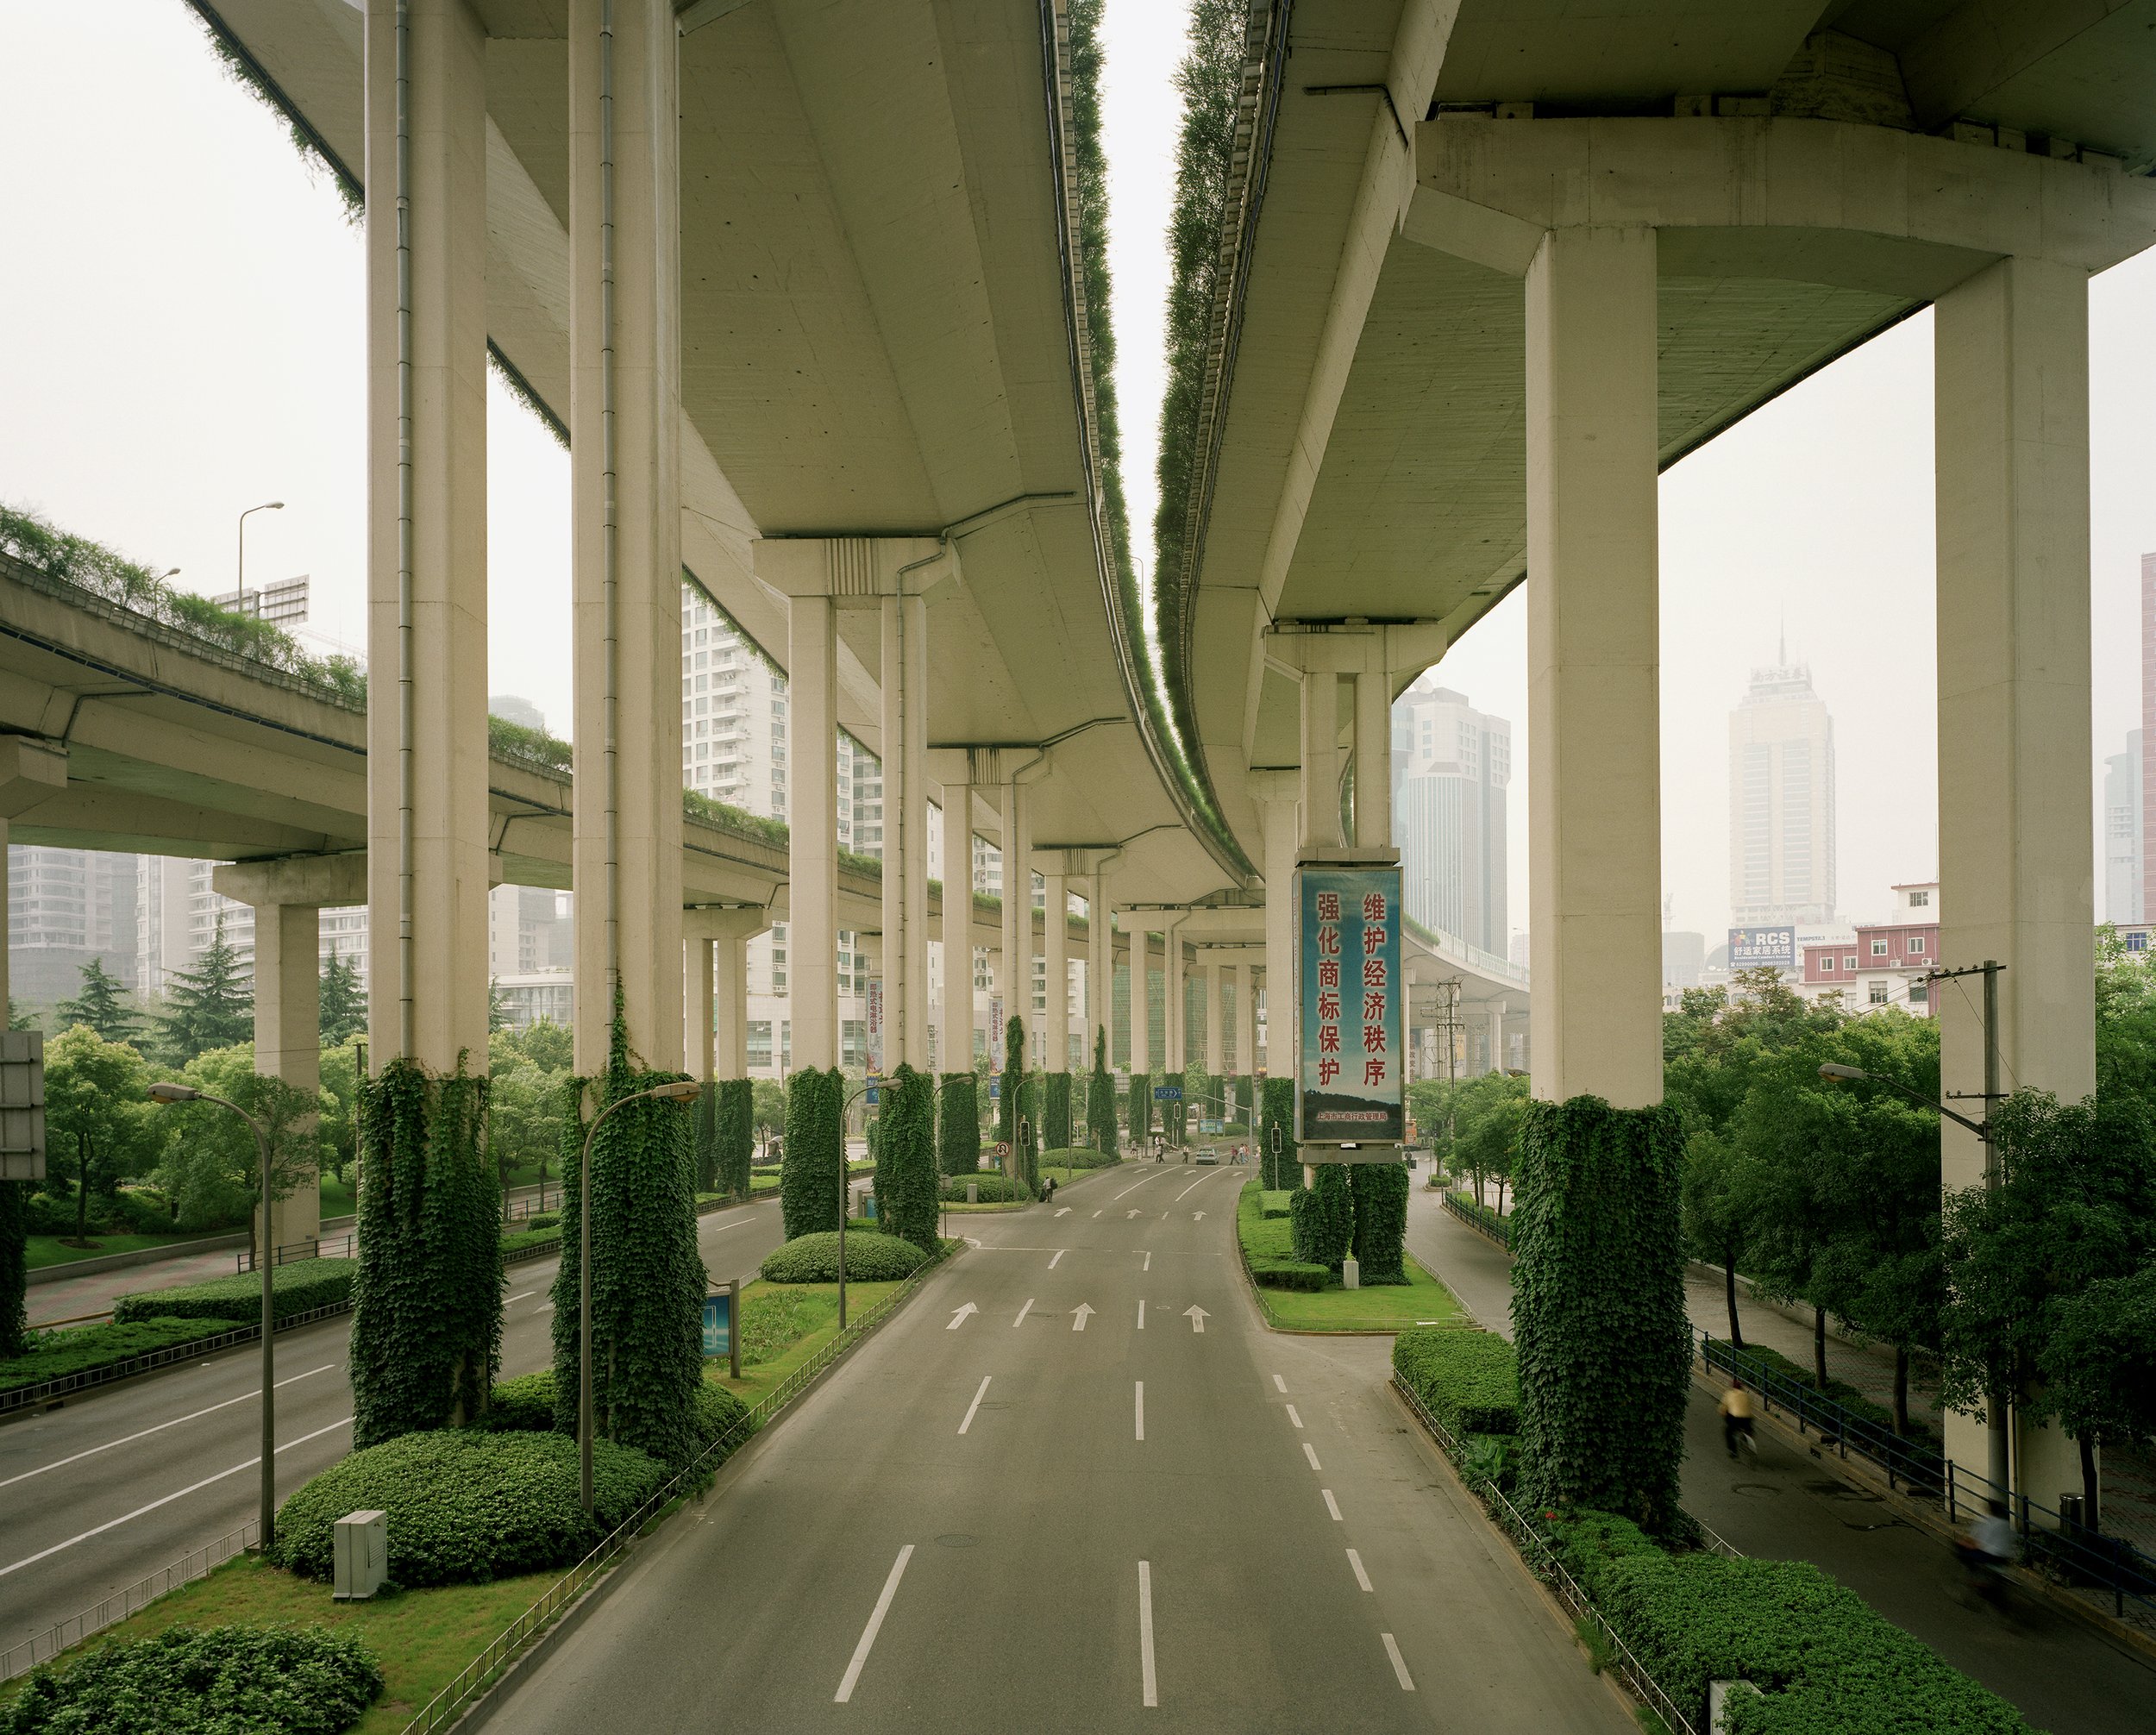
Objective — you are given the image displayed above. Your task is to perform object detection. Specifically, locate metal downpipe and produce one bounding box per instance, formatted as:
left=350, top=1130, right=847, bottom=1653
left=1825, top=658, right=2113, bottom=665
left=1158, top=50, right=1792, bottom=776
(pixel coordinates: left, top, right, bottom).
left=600, top=0, right=620, bottom=1015
left=394, top=0, right=416, bottom=1059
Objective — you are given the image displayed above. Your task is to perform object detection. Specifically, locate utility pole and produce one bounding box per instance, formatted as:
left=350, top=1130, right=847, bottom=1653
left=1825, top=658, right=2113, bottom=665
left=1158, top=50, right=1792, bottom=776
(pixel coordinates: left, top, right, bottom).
left=1931, top=959, right=2009, bottom=1500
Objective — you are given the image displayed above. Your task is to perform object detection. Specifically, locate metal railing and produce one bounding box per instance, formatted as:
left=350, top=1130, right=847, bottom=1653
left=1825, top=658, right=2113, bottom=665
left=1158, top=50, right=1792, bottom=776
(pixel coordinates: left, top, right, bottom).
left=0, top=1299, right=356, bottom=1418
left=1696, top=1330, right=1944, bottom=1496
left=401, top=1247, right=948, bottom=1733
left=1393, top=1372, right=1700, bottom=1735
left=0, top=1520, right=258, bottom=1682
left=1441, top=1190, right=1510, bottom=1248
left=1940, top=1460, right=2156, bottom=1622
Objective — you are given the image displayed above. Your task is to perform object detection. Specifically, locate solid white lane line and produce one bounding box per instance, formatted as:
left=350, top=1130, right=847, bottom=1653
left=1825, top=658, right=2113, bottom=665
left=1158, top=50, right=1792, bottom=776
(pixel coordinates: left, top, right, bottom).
left=834, top=1544, right=914, bottom=1703
left=1138, top=1561, right=1158, bottom=1707
left=1137, top=1300, right=1146, bottom=1330
left=1143, top=1250, right=1152, bottom=1272
left=1302, top=1442, right=1321, bottom=1473
left=0, top=1418, right=353, bottom=1582
left=1174, top=1175, right=1207, bottom=1201
left=1012, top=1298, right=1035, bottom=1328
left=1346, top=1548, right=1373, bottom=1592
left=1135, top=1381, right=1145, bottom=1442
left=958, top=1377, right=991, bottom=1436
left=1382, top=1632, right=1415, bottom=1691
left=1048, top=1250, right=1065, bottom=1269
left=1322, top=1488, right=1343, bottom=1522
left=505, top=1291, right=535, bottom=1303
left=1272, top=1375, right=1287, bottom=1394
left=0, top=1363, right=337, bottom=1491
left=1285, top=1405, right=1303, bottom=1429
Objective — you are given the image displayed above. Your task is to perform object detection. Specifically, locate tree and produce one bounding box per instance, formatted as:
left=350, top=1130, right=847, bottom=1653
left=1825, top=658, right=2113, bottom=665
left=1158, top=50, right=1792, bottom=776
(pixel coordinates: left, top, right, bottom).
left=489, top=1058, right=564, bottom=1207
left=55, top=959, right=140, bottom=1045
left=1680, top=1129, right=1755, bottom=1349
left=1451, top=1073, right=1528, bottom=1211
left=509, top=1018, right=573, bottom=1074
left=154, top=919, right=253, bottom=1064
left=154, top=1045, right=323, bottom=1252
left=2039, top=1267, right=2156, bottom=1531
left=43, top=1025, right=164, bottom=1243
left=318, top=1041, right=361, bottom=1191
left=318, top=953, right=367, bottom=1048
left=487, top=978, right=510, bottom=1033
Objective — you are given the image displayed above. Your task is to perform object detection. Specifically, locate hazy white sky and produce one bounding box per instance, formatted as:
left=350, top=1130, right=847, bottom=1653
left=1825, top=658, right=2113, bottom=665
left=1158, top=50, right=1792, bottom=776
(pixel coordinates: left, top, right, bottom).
left=3, top=0, right=2153, bottom=945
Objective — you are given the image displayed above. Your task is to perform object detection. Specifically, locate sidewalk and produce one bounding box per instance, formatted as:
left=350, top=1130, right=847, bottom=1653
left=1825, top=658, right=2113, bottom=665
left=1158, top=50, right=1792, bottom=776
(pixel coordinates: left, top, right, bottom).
left=1405, top=1185, right=2156, bottom=1735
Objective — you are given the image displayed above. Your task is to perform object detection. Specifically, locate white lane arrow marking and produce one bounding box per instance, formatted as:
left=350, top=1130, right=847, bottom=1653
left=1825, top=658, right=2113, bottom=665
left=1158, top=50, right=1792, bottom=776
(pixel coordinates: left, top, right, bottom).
left=1048, top=1249, right=1065, bottom=1269
left=1185, top=1305, right=1209, bottom=1334
left=1055, top=1206, right=1071, bottom=1217
left=947, top=1302, right=978, bottom=1330
left=1072, top=1303, right=1094, bottom=1331
left=1192, top=1211, right=1206, bottom=1221
left=1126, top=1208, right=1142, bottom=1218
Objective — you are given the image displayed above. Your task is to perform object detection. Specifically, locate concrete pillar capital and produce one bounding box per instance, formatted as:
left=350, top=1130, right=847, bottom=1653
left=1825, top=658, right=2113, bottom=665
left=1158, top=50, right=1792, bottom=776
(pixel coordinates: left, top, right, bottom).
left=214, top=852, right=370, bottom=911
left=0, top=738, right=66, bottom=818
left=681, top=903, right=773, bottom=944
left=755, top=536, right=947, bottom=603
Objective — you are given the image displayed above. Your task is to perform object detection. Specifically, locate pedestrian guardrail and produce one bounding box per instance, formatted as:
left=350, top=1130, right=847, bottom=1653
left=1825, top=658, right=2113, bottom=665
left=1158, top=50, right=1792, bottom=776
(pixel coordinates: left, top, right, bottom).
left=1440, top=1191, right=1510, bottom=1248
left=1695, top=1329, right=1943, bottom=1496
left=0, top=1519, right=257, bottom=1682
left=0, top=1300, right=357, bottom=1418
left=1940, top=1460, right=2156, bottom=1621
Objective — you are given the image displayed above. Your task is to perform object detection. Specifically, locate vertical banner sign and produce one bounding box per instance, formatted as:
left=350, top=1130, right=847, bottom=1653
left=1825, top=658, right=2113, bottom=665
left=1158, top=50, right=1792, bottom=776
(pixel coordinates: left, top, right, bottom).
left=701, top=1290, right=733, bottom=1359
left=1296, top=866, right=1404, bottom=1143
left=867, top=978, right=884, bottom=1073
left=990, top=994, right=1005, bottom=1046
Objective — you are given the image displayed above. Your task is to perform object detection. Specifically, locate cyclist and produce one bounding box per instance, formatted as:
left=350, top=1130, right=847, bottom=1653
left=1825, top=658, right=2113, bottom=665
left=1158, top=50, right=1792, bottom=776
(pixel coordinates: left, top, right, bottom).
left=1719, top=1379, right=1757, bottom=1458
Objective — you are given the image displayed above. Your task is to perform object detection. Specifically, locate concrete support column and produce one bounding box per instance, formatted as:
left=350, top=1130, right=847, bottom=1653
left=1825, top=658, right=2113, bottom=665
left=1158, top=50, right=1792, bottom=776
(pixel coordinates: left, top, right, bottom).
left=1087, top=868, right=1112, bottom=1067
left=1127, top=923, right=1153, bottom=1075
left=363, top=0, right=491, bottom=1068
left=1934, top=252, right=2095, bottom=1501
left=686, top=937, right=715, bottom=1083
left=569, top=0, right=683, bottom=1072
left=1525, top=225, right=1663, bottom=1108
left=1164, top=921, right=1186, bottom=1075
left=253, top=904, right=323, bottom=1250
left=1486, top=1003, right=1506, bottom=1075
left=712, top=921, right=751, bottom=1078
left=1253, top=773, right=1300, bottom=1089
left=787, top=595, right=840, bottom=1070
left=1238, top=963, right=1257, bottom=1081
left=1203, top=960, right=1223, bottom=1074
left=1300, top=672, right=1342, bottom=852
left=1043, top=868, right=1070, bottom=1074
left=996, top=781, right=1030, bottom=1061
left=880, top=595, right=930, bottom=1069
left=1353, top=669, right=1393, bottom=850
left=937, top=785, right=971, bottom=1073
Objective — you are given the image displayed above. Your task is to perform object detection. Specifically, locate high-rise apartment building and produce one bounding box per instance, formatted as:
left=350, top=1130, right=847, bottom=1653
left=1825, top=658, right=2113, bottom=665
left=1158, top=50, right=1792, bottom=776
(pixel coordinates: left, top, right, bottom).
left=1728, top=650, right=1837, bottom=926
left=5, top=843, right=140, bottom=1010
left=2140, top=554, right=2156, bottom=924
left=2107, top=729, right=2143, bottom=925
left=1389, top=681, right=1509, bottom=953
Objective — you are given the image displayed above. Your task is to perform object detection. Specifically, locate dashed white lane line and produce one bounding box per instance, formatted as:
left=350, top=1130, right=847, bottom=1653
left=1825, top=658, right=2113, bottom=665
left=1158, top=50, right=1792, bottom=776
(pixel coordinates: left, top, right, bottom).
left=1174, top=1174, right=1208, bottom=1201
left=1138, top=1561, right=1158, bottom=1707
left=1382, top=1632, right=1415, bottom=1691
left=0, top=1418, right=353, bottom=1581
left=834, top=1544, right=915, bottom=1703
left=1012, top=1298, right=1035, bottom=1328
left=1143, top=1250, right=1152, bottom=1272
left=1302, top=1442, right=1321, bottom=1473
left=1346, top=1548, right=1373, bottom=1592
left=1272, top=1375, right=1287, bottom=1394
left=505, top=1291, right=535, bottom=1303
left=1285, top=1405, right=1303, bottom=1429
left=1322, top=1488, right=1343, bottom=1521
left=0, top=1363, right=337, bottom=1491
left=1093, top=1210, right=1103, bottom=1218
left=1137, top=1300, right=1146, bottom=1330
left=958, top=1377, right=992, bottom=1436
left=1135, top=1381, right=1145, bottom=1442
left=1048, top=1250, right=1065, bottom=1269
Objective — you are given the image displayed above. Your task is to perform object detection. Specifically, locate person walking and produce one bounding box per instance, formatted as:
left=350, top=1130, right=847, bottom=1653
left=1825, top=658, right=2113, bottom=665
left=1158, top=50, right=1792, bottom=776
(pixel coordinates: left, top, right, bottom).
left=1719, top=1379, right=1756, bottom=1458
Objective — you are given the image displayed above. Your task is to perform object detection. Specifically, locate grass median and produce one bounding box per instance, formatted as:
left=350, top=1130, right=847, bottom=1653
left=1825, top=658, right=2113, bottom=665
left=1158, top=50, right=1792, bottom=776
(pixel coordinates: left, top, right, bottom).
left=1236, top=1176, right=1462, bottom=1334
left=709, top=1277, right=906, bottom=1411
left=24, top=1233, right=210, bottom=1271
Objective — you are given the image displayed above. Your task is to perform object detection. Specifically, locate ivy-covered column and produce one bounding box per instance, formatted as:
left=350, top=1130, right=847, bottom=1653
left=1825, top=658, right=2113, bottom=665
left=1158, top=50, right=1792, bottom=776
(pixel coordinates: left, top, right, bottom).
left=1042, top=864, right=1070, bottom=1075
left=1512, top=1097, right=1689, bottom=1533
left=937, top=780, right=974, bottom=1073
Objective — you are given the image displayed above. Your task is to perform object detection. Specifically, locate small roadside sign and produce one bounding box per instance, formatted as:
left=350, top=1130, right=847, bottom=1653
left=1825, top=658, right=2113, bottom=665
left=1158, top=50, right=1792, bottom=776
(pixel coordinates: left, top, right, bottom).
left=702, top=1289, right=733, bottom=1360
left=1154, top=1084, right=1181, bottom=1101
left=995, top=1141, right=1010, bottom=1160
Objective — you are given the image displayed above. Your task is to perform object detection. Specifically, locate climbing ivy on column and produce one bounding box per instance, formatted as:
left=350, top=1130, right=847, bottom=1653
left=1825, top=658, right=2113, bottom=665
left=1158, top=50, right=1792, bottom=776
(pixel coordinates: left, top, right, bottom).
left=1128, top=1071, right=1151, bottom=1144
left=1235, top=1075, right=1255, bottom=1128
left=348, top=1056, right=500, bottom=1448
left=1020, top=1073, right=1041, bottom=1194
left=1511, top=1096, right=1690, bottom=1536
left=1044, top=1072, right=1073, bottom=1153
left=693, top=1082, right=719, bottom=1193
left=715, top=1079, right=754, bottom=1198
left=937, top=1073, right=979, bottom=1176
left=1087, top=1028, right=1118, bottom=1156
left=998, top=1016, right=1024, bottom=1155
left=1349, top=1162, right=1409, bottom=1283
left=1261, top=1079, right=1296, bottom=1188
left=0, top=1181, right=28, bottom=1360
left=881, top=1064, right=938, bottom=1253
left=547, top=1000, right=705, bottom=1469
left=1290, top=1162, right=1353, bottom=1269
left=781, top=1067, right=843, bottom=1238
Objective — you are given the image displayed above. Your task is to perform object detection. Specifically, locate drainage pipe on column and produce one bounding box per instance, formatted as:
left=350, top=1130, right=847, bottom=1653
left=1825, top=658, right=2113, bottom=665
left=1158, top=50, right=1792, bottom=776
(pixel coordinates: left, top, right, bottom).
left=394, top=0, right=416, bottom=1058
left=599, top=0, right=621, bottom=1004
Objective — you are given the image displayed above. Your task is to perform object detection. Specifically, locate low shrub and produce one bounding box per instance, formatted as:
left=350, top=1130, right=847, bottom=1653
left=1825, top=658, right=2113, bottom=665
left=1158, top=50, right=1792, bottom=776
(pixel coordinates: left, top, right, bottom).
left=1249, top=1257, right=1329, bottom=1291
left=275, top=1429, right=667, bottom=1586
left=499, top=1225, right=563, bottom=1258
left=1044, top=1147, right=1117, bottom=1170
left=759, top=1231, right=928, bottom=1284
left=111, top=1258, right=356, bottom=1327
left=523, top=1212, right=561, bottom=1231
left=0, top=1316, right=237, bottom=1395
left=939, top=1173, right=1032, bottom=1203
left=0, top=1623, right=382, bottom=1734
left=693, top=1381, right=750, bottom=1451
left=1393, top=1326, right=1519, bottom=1437
left=1258, top=1190, right=1293, bottom=1219
left=485, top=1369, right=558, bottom=1432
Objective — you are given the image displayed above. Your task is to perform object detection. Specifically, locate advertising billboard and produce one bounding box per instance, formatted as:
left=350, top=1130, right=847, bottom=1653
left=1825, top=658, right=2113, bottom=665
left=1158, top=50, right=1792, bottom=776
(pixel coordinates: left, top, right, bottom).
left=1727, top=926, right=1796, bottom=970
left=1296, top=865, right=1405, bottom=1144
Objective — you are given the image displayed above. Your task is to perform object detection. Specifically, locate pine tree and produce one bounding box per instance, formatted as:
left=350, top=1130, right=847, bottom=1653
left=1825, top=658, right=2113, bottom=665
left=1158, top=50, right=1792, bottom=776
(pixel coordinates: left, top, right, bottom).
left=154, top=919, right=253, bottom=1063
left=1087, top=1026, right=1118, bottom=1156
left=488, top=977, right=510, bottom=1032
left=318, top=952, right=367, bottom=1048
left=55, top=958, right=141, bottom=1044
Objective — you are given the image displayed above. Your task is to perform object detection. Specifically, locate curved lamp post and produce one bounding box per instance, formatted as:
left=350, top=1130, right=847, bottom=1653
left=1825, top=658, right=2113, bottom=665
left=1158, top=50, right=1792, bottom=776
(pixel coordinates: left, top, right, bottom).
left=577, top=1078, right=701, bottom=1513
left=840, top=1085, right=885, bottom=1331
left=235, top=500, right=284, bottom=610
left=147, top=1081, right=278, bottom=1550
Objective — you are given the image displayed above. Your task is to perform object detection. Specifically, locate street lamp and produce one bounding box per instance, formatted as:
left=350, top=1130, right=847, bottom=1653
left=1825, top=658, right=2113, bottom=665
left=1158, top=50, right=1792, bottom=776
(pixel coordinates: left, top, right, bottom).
left=839, top=1085, right=883, bottom=1331
left=235, top=500, right=285, bottom=611
left=147, top=1080, right=279, bottom=1551
left=576, top=1078, right=701, bottom=1513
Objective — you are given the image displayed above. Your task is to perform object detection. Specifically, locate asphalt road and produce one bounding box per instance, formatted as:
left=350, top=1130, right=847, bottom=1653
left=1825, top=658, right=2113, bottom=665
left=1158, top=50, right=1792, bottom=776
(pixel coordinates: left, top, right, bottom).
left=492, top=1162, right=1631, bottom=1734
left=0, top=1187, right=844, bottom=1658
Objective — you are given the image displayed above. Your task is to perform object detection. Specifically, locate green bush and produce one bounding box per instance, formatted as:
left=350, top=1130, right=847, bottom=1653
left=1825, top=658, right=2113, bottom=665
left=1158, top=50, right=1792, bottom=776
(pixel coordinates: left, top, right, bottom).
left=1250, top=1257, right=1329, bottom=1291
left=523, top=1211, right=561, bottom=1231
left=0, top=1316, right=237, bottom=1395
left=484, top=1369, right=558, bottom=1432
left=937, top=1074, right=980, bottom=1176
left=1393, top=1326, right=1520, bottom=1436
left=758, top=1230, right=928, bottom=1284
left=112, top=1257, right=356, bottom=1326
left=275, top=1429, right=667, bottom=1586
left=1350, top=1162, right=1408, bottom=1282
left=1044, top=1147, right=1117, bottom=1170
left=693, top=1381, right=750, bottom=1451
left=0, top=1623, right=382, bottom=1735
left=940, top=1173, right=1032, bottom=1203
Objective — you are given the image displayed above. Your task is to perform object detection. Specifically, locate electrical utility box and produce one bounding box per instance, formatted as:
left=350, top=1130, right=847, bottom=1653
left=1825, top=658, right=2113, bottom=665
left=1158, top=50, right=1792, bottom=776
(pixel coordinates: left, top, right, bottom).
left=332, top=1510, right=388, bottom=1600
left=0, top=1030, right=45, bottom=1182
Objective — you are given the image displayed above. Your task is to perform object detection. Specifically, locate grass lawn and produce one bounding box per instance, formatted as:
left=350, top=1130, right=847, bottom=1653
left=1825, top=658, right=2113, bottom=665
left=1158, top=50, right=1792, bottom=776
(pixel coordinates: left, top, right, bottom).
left=0, top=1553, right=555, bottom=1732
left=23, top=1233, right=208, bottom=1271
left=0, top=1317, right=239, bottom=1395
left=709, top=1278, right=905, bottom=1411
left=1235, top=1176, right=1462, bottom=1334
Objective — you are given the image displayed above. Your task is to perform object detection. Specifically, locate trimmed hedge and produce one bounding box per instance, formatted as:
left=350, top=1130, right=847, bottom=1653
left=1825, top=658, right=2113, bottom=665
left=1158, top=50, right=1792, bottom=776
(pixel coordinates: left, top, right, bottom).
left=1249, top=1257, right=1329, bottom=1291
left=758, top=1230, right=928, bottom=1284
left=937, top=1074, right=979, bottom=1176
left=940, top=1173, right=1032, bottom=1203
left=1393, top=1325, right=1520, bottom=1437
left=112, top=1258, right=356, bottom=1326
left=1258, top=1189, right=1293, bottom=1219
left=1543, top=1510, right=2031, bottom=1733
left=0, top=1623, right=383, bottom=1734
left=484, top=1369, right=557, bottom=1433
left=0, top=1316, right=239, bottom=1395
left=1044, top=1147, right=1118, bottom=1170
left=523, top=1212, right=561, bottom=1231
left=275, top=1429, right=668, bottom=1587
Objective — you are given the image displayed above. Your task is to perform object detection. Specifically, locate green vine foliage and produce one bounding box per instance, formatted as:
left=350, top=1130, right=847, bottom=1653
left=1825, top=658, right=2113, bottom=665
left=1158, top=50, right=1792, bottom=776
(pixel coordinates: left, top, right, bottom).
left=1235, top=1074, right=1256, bottom=1127
left=1349, top=1162, right=1409, bottom=1283
left=1129, top=1071, right=1151, bottom=1143
left=780, top=1068, right=843, bottom=1238
left=998, top=1017, right=1025, bottom=1156
left=1512, top=1096, right=1691, bottom=1536
left=1087, top=1028, right=1119, bottom=1156
left=937, top=1074, right=980, bottom=1176
left=879, top=1066, right=939, bottom=1253
left=1289, top=1162, right=1355, bottom=1269
left=348, top=1057, right=500, bottom=1449
left=1261, top=1079, right=1297, bottom=1188
left=0, top=1180, right=28, bottom=1360
left=1021, top=1074, right=1042, bottom=1193
left=1044, top=1072, right=1073, bottom=1154
left=715, top=1079, right=754, bottom=1198
left=693, top=1081, right=719, bottom=1193
left=547, top=1005, right=706, bottom=1469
